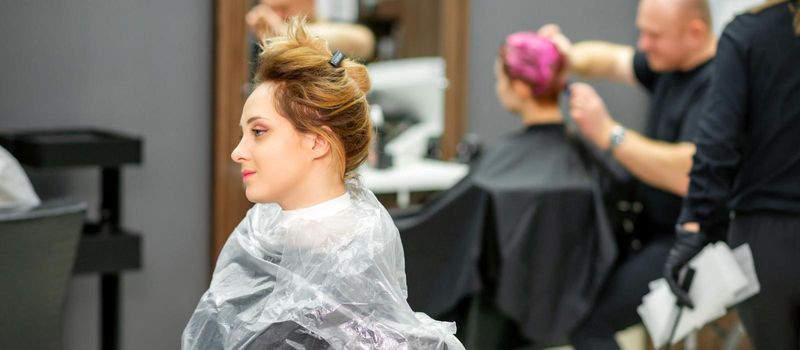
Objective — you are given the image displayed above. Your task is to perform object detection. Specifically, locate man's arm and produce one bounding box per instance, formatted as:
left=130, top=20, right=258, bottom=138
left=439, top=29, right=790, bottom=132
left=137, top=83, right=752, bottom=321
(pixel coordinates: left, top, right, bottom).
left=610, top=132, right=695, bottom=196
left=246, top=5, right=375, bottom=60
left=569, top=83, right=694, bottom=196
left=570, top=41, right=636, bottom=85
left=538, top=24, right=637, bottom=85
left=308, top=22, right=375, bottom=60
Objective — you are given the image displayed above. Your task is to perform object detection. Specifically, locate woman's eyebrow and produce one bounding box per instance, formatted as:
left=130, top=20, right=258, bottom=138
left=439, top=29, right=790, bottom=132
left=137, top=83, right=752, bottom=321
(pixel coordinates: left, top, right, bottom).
left=241, top=116, right=266, bottom=127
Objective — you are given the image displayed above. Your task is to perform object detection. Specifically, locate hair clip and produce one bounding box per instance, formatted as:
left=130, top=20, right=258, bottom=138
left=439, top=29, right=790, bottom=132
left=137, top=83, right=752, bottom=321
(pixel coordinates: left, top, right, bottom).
left=329, top=50, right=346, bottom=67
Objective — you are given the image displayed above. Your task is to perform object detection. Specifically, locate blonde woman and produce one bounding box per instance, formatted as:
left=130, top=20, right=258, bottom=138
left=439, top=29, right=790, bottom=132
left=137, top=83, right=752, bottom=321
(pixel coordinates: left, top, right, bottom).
left=182, top=17, right=463, bottom=350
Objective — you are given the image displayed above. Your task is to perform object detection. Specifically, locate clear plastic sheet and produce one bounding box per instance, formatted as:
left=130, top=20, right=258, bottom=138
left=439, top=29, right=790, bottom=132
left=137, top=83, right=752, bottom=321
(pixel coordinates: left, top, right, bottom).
left=183, top=181, right=464, bottom=350
left=0, top=145, right=40, bottom=212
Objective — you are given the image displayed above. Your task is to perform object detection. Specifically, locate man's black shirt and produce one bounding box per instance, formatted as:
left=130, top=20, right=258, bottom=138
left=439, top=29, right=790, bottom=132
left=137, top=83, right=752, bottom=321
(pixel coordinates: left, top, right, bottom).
left=632, top=51, right=714, bottom=235
left=680, top=2, right=800, bottom=233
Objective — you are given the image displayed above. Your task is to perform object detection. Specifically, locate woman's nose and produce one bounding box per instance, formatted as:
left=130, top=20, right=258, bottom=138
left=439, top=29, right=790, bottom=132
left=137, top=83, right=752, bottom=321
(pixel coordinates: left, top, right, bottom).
left=231, top=140, right=248, bottom=163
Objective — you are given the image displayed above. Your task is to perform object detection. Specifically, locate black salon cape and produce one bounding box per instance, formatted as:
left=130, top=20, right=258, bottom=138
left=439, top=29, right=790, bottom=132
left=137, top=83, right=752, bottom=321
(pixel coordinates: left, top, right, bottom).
left=397, top=124, right=617, bottom=345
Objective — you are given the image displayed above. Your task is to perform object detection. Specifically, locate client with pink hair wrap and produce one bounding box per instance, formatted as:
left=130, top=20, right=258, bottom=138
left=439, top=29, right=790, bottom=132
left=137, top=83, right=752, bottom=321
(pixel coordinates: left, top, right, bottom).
left=446, top=29, right=617, bottom=348
left=500, top=32, right=566, bottom=102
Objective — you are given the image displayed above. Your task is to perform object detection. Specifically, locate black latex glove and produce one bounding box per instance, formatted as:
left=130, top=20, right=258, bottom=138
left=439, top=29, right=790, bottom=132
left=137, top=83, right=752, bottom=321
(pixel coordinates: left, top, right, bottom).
left=663, top=225, right=709, bottom=309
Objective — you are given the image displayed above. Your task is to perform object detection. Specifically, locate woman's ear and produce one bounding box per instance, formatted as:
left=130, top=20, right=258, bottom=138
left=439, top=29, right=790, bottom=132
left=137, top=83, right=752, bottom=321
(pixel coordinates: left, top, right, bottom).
left=308, top=127, right=332, bottom=159
left=511, top=79, right=532, bottom=99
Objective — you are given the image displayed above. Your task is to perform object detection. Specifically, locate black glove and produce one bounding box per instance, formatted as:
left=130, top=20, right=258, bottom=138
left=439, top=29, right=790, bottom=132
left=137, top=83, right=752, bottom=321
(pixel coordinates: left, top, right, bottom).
left=663, top=225, right=709, bottom=309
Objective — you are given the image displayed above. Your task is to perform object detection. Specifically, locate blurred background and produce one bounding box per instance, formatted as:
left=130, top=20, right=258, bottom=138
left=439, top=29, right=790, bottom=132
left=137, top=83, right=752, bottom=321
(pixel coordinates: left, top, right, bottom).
left=0, top=0, right=758, bottom=349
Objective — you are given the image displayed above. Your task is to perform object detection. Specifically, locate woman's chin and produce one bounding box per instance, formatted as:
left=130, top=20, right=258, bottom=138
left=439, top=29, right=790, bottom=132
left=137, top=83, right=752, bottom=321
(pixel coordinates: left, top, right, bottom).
left=244, top=188, right=270, bottom=204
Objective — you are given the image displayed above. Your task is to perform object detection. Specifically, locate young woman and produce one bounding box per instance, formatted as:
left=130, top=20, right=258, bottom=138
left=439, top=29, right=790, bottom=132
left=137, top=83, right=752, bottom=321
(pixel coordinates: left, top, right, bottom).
left=182, top=17, right=463, bottom=350
left=459, top=32, right=616, bottom=347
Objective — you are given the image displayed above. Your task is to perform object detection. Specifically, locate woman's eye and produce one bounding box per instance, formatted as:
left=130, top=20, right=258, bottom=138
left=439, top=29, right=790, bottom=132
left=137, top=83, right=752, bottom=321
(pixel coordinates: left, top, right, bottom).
left=252, top=129, right=267, bottom=137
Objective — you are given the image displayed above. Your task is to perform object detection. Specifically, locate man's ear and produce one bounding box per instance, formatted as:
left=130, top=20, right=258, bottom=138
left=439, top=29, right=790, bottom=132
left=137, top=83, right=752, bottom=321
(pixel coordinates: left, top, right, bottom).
left=687, top=17, right=709, bottom=44
left=308, top=127, right=332, bottom=159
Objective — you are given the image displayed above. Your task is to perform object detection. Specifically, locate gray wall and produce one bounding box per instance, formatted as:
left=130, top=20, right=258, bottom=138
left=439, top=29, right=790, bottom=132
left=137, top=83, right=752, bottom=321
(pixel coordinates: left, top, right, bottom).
left=468, top=0, right=650, bottom=144
left=0, top=1, right=211, bottom=349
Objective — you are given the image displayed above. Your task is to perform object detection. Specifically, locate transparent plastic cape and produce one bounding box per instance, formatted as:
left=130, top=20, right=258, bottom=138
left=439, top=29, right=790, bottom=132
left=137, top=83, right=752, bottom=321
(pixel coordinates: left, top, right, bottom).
left=0, top=145, right=40, bottom=212
left=182, top=180, right=464, bottom=350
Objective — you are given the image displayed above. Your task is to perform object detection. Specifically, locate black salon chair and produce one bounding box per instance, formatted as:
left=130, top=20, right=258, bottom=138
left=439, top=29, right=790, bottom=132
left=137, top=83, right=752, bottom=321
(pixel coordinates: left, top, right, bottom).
left=0, top=200, right=86, bottom=350
left=391, top=177, right=486, bottom=318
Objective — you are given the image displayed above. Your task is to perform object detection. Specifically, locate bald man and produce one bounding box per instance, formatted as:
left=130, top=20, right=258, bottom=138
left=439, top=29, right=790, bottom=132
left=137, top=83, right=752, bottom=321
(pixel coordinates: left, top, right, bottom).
left=540, top=0, right=717, bottom=348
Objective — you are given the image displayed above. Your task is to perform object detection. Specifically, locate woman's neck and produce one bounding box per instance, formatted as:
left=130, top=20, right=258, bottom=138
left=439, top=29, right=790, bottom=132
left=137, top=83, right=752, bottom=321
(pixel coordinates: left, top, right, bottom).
left=519, top=102, right=562, bottom=126
left=278, top=170, right=347, bottom=211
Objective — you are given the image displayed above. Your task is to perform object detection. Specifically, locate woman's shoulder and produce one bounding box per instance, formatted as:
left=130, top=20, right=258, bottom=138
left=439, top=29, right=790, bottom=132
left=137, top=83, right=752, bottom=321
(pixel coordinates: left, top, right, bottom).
left=349, top=184, right=399, bottom=232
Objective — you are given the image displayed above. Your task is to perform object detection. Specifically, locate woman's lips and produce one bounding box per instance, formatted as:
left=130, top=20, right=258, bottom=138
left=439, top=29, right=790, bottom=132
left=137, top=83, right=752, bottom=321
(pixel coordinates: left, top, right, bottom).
left=242, top=170, right=256, bottom=180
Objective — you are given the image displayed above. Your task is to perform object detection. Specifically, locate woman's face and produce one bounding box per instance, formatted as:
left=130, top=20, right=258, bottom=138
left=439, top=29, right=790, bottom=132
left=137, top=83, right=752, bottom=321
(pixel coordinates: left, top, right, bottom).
left=231, top=83, right=316, bottom=204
